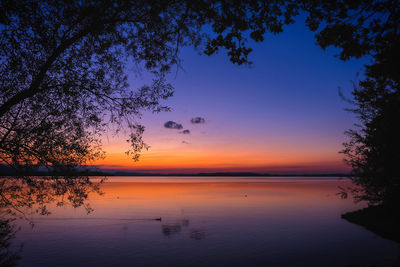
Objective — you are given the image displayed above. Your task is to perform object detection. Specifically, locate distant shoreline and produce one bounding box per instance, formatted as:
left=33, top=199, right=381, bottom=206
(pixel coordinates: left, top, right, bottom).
left=0, top=164, right=352, bottom=177
left=88, top=172, right=350, bottom=177
left=0, top=171, right=350, bottom=177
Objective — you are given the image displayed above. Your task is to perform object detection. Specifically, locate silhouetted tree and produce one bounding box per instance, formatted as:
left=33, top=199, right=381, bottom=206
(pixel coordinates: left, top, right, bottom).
left=341, top=78, right=400, bottom=206
left=303, top=1, right=400, bottom=206
left=0, top=0, right=300, bottom=172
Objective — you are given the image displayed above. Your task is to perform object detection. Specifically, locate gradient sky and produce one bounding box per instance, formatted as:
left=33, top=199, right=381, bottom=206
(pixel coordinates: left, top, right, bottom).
left=95, top=17, right=368, bottom=174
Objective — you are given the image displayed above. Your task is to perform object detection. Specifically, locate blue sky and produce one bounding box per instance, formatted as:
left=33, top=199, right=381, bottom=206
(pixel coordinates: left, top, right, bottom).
left=98, top=16, right=368, bottom=174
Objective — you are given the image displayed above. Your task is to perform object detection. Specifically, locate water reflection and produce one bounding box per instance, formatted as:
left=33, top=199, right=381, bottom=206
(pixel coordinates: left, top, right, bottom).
left=190, top=229, right=206, bottom=240
left=162, top=224, right=182, bottom=237
left=0, top=176, right=104, bottom=266
left=2, top=177, right=400, bottom=266
left=0, top=217, right=20, bottom=267
left=161, top=218, right=205, bottom=240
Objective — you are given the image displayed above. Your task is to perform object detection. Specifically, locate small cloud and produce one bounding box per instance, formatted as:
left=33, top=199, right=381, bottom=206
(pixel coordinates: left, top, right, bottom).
left=164, top=121, right=183, bottom=130
left=190, top=117, right=205, bottom=124
left=180, top=129, right=190, bottom=134
left=182, top=141, right=190, bottom=144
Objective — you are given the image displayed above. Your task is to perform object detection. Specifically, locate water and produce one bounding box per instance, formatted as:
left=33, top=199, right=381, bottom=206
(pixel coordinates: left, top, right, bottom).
left=5, top=177, right=400, bottom=266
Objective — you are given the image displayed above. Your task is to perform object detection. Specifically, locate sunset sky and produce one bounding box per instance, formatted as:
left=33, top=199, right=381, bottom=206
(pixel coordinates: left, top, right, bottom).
left=95, top=17, right=367, bottom=174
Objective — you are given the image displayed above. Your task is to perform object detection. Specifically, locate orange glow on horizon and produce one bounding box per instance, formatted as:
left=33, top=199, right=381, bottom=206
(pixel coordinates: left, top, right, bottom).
left=92, top=125, right=350, bottom=174
left=92, top=143, right=349, bottom=173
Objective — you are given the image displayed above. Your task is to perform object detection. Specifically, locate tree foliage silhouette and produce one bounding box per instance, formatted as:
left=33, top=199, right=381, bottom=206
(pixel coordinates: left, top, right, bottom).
left=0, top=0, right=300, bottom=172
left=305, top=0, right=400, bottom=206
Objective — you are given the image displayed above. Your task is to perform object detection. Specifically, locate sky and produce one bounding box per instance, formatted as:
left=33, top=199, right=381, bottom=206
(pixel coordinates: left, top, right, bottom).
left=94, top=17, right=368, bottom=174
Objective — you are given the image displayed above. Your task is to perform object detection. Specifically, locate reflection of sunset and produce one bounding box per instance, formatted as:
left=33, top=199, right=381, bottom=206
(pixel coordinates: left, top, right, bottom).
left=57, top=178, right=358, bottom=219
left=14, top=178, right=397, bottom=267
left=17, top=178, right=356, bottom=220
left=15, top=178, right=358, bottom=222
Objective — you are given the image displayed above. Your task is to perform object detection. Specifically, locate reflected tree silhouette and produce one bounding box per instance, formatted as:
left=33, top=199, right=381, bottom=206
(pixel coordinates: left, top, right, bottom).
left=0, top=175, right=104, bottom=266
left=0, top=217, right=20, bottom=267
left=0, top=176, right=104, bottom=219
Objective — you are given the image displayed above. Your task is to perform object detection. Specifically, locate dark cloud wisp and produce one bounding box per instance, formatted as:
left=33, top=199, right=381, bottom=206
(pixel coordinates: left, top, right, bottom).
left=180, top=129, right=190, bottom=134
left=164, top=121, right=183, bottom=130
left=190, top=117, right=205, bottom=124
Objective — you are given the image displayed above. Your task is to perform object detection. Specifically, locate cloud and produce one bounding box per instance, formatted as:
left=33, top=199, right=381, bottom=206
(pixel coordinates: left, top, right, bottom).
left=164, top=121, right=183, bottom=130
left=180, top=129, right=190, bottom=134
left=190, top=117, right=205, bottom=124
left=182, top=141, right=190, bottom=144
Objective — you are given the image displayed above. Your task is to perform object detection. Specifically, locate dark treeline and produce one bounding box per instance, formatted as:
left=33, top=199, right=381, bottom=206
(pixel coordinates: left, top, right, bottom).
left=0, top=164, right=349, bottom=177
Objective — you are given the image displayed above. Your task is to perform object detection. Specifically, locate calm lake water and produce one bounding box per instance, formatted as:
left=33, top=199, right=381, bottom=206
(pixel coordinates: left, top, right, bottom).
left=7, top=177, right=400, bottom=266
